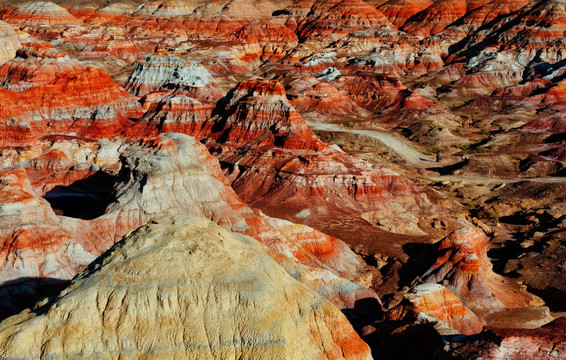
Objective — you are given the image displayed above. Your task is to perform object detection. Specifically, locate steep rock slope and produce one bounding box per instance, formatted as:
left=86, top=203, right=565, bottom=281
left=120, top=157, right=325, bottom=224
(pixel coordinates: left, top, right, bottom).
left=0, top=40, right=143, bottom=146
left=419, top=227, right=550, bottom=328
left=401, top=0, right=472, bottom=37
left=448, top=317, right=566, bottom=359
left=124, top=55, right=223, bottom=102
left=0, top=1, right=82, bottom=26
left=0, top=134, right=376, bottom=317
left=291, top=0, right=397, bottom=42
left=141, top=79, right=449, bottom=244
left=377, top=0, right=434, bottom=28
left=0, top=20, right=19, bottom=65
left=0, top=216, right=372, bottom=360
left=388, top=283, right=485, bottom=335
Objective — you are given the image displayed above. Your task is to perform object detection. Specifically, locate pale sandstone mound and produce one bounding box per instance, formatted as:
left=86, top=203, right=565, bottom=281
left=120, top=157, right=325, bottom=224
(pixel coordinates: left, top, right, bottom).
left=0, top=1, right=82, bottom=26
left=124, top=55, right=223, bottom=102
left=0, top=216, right=372, bottom=360
left=0, top=21, right=19, bottom=65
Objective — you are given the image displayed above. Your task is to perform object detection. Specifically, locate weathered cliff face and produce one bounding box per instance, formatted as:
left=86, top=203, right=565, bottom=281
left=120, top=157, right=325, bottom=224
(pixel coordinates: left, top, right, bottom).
left=388, top=283, right=486, bottom=335
left=377, top=0, right=434, bottom=28
left=124, top=55, right=223, bottom=102
left=139, top=78, right=448, bottom=244
left=0, top=1, right=82, bottom=26
left=422, top=228, right=538, bottom=312
left=0, top=0, right=564, bottom=357
left=0, top=20, right=19, bottom=65
left=414, top=227, right=552, bottom=331
left=291, top=0, right=397, bottom=43
left=0, top=216, right=373, bottom=360
left=0, top=133, right=377, bottom=319
left=447, top=317, right=566, bottom=359
left=0, top=42, right=142, bottom=146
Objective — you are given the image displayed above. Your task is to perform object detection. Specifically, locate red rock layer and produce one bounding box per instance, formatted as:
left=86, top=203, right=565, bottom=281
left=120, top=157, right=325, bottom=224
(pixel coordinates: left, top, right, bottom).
left=293, top=0, right=397, bottom=42
left=438, top=0, right=531, bottom=43
left=209, top=79, right=329, bottom=151
left=0, top=65, right=142, bottom=146
left=388, top=283, right=486, bottom=335
left=0, top=40, right=83, bottom=91
left=377, top=0, right=434, bottom=28
left=422, top=227, right=542, bottom=315
left=230, top=18, right=299, bottom=64
left=401, top=0, right=471, bottom=37
left=287, top=78, right=367, bottom=116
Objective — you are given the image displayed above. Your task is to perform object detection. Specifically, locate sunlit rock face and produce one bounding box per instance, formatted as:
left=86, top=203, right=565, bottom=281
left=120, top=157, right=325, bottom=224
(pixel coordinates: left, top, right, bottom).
left=0, top=216, right=373, bottom=360
left=0, top=1, right=82, bottom=26
left=0, top=0, right=565, bottom=357
left=124, top=55, right=223, bottom=102
left=0, top=21, right=19, bottom=65
left=0, top=133, right=377, bottom=319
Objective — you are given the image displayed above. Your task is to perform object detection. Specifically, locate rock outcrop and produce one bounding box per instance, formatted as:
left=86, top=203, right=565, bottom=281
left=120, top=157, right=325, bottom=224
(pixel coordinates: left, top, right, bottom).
left=0, top=134, right=376, bottom=318
left=378, top=0, right=434, bottom=28
left=140, top=78, right=446, bottom=244
left=388, top=283, right=486, bottom=335
left=124, top=55, right=223, bottom=102
left=0, top=216, right=373, bottom=360
left=419, top=227, right=551, bottom=328
left=0, top=21, right=19, bottom=65
left=0, top=1, right=82, bottom=27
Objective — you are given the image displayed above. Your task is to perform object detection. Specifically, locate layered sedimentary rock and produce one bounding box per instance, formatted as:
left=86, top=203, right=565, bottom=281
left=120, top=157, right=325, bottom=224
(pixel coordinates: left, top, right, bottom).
left=0, top=216, right=372, bottom=360
left=401, top=0, right=470, bottom=37
left=292, top=0, right=397, bottom=42
left=0, top=134, right=376, bottom=318
left=141, top=78, right=445, bottom=242
left=124, top=55, right=223, bottom=102
left=0, top=47, right=142, bottom=145
left=134, top=0, right=196, bottom=16
left=448, top=318, right=566, bottom=359
left=421, top=227, right=547, bottom=322
left=0, top=38, right=83, bottom=91
left=388, top=283, right=485, bottom=335
left=437, top=0, right=531, bottom=44
left=0, top=21, right=19, bottom=65
left=0, top=1, right=82, bottom=26
left=377, top=0, right=433, bottom=28
left=0, top=0, right=564, bottom=356
left=0, top=66, right=141, bottom=145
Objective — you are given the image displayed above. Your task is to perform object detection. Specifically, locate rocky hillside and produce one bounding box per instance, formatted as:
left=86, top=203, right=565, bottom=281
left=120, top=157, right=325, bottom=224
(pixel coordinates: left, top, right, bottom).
left=0, top=0, right=564, bottom=358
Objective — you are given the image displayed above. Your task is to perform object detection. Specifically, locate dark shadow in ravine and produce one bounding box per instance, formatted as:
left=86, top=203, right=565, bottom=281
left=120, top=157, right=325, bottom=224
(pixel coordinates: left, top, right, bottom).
left=43, top=170, right=117, bottom=220
left=0, top=277, right=70, bottom=321
left=341, top=297, right=383, bottom=332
